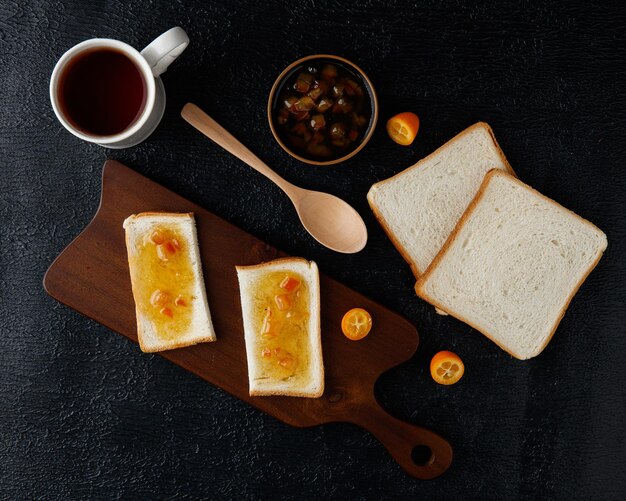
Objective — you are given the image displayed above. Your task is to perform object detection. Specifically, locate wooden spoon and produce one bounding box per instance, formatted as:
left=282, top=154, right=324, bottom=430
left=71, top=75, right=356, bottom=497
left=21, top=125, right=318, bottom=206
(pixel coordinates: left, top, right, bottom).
left=181, top=103, right=368, bottom=253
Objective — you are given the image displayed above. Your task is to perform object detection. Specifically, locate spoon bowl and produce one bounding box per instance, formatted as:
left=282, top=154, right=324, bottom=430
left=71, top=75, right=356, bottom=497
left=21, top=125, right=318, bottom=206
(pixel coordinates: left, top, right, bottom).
left=181, top=103, right=368, bottom=254
left=294, top=189, right=367, bottom=253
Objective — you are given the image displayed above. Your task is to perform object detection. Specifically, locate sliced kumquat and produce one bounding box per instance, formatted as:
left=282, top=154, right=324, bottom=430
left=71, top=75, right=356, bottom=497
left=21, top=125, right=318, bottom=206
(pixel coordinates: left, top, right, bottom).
left=280, top=276, right=301, bottom=293
left=278, top=353, right=296, bottom=369
left=150, top=230, right=165, bottom=245
left=386, top=112, right=420, bottom=146
left=160, top=307, right=173, bottom=318
left=150, top=289, right=170, bottom=307
left=341, top=308, right=373, bottom=341
left=430, top=351, right=464, bottom=385
left=275, top=294, right=293, bottom=311
left=156, top=240, right=178, bottom=261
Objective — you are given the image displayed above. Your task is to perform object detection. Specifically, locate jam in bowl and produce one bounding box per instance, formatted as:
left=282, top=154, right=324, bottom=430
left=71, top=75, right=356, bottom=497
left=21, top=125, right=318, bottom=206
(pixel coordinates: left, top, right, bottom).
left=268, top=54, right=378, bottom=165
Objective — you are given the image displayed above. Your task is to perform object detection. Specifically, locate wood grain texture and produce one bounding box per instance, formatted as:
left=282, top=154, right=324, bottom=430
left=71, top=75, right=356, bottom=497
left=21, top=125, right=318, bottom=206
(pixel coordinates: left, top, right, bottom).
left=1, top=0, right=625, bottom=498
left=43, top=160, right=452, bottom=479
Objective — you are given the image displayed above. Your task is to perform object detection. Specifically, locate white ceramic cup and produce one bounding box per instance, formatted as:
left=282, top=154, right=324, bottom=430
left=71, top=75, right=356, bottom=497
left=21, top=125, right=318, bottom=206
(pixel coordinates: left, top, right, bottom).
left=50, top=27, right=189, bottom=149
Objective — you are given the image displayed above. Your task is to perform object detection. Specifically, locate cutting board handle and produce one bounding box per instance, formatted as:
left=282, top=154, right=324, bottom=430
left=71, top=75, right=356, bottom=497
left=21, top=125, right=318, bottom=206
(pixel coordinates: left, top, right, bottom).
left=351, top=395, right=453, bottom=479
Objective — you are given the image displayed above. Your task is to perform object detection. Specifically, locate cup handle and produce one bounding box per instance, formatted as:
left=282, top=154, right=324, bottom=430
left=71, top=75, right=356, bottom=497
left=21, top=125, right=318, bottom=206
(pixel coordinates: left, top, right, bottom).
left=141, top=27, right=189, bottom=77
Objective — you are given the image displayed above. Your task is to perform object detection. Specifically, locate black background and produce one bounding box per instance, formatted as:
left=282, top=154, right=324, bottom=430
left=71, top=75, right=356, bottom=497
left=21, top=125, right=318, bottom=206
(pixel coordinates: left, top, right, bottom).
left=1, top=1, right=625, bottom=499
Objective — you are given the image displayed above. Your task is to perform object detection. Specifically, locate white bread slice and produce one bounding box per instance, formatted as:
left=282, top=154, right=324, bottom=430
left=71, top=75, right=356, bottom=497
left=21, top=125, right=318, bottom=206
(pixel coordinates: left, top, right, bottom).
left=367, top=122, right=515, bottom=277
left=123, top=212, right=216, bottom=352
left=415, top=170, right=607, bottom=360
left=236, top=258, right=324, bottom=397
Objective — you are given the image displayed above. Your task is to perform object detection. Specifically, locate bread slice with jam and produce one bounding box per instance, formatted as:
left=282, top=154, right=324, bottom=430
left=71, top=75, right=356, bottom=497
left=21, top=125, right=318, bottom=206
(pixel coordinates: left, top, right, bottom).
left=236, top=258, right=324, bottom=397
left=123, top=212, right=216, bottom=352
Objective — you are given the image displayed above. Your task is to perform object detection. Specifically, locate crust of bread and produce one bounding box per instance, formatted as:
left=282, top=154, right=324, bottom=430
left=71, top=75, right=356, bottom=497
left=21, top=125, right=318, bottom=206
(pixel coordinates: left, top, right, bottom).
left=367, top=122, right=516, bottom=278
left=236, top=257, right=324, bottom=398
left=136, top=333, right=216, bottom=353
left=415, top=170, right=607, bottom=359
left=125, top=212, right=195, bottom=220
left=367, top=198, right=424, bottom=278
left=124, top=212, right=216, bottom=353
left=235, top=256, right=312, bottom=272
left=248, top=386, right=323, bottom=398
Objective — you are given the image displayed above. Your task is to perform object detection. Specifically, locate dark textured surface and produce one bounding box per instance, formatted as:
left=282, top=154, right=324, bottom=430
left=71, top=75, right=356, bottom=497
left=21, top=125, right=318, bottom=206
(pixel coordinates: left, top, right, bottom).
left=1, top=0, right=625, bottom=499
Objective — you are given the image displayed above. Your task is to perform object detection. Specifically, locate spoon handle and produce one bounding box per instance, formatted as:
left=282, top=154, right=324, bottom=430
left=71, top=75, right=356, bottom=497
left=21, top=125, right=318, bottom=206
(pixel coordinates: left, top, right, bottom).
left=181, top=103, right=296, bottom=194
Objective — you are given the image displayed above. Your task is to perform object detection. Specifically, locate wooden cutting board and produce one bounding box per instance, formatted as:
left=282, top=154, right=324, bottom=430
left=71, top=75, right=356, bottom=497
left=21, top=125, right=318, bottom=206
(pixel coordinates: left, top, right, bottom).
left=44, top=160, right=452, bottom=479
